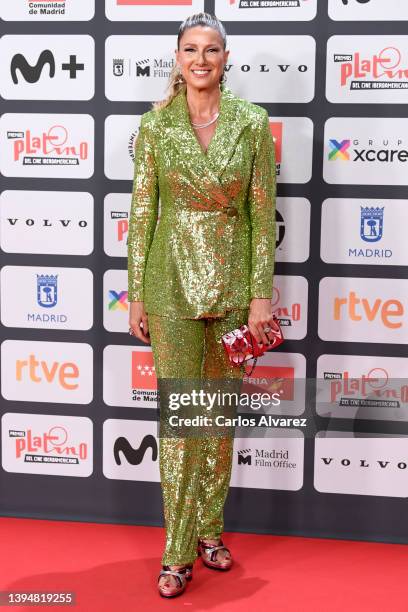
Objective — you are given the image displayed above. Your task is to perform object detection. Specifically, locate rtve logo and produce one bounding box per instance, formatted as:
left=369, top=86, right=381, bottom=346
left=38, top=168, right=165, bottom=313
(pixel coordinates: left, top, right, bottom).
left=16, top=354, right=79, bottom=389
left=334, top=291, right=403, bottom=328
left=1, top=340, right=93, bottom=404
left=318, top=278, right=408, bottom=344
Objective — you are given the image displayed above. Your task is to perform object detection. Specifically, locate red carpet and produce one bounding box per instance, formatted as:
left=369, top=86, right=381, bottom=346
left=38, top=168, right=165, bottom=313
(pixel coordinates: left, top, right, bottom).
left=0, top=517, right=406, bottom=611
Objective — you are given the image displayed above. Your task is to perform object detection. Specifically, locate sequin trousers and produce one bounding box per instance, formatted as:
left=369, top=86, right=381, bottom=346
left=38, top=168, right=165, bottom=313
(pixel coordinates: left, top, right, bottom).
left=148, top=308, right=249, bottom=566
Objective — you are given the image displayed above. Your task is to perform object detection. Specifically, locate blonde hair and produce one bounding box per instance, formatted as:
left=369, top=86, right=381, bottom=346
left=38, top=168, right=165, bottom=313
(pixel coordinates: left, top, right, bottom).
left=151, top=12, right=227, bottom=112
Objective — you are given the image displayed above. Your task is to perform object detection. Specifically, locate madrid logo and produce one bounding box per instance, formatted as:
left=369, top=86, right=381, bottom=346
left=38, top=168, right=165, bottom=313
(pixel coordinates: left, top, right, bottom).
left=37, top=274, right=58, bottom=308
left=113, top=59, right=124, bottom=76
left=360, top=206, right=383, bottom=242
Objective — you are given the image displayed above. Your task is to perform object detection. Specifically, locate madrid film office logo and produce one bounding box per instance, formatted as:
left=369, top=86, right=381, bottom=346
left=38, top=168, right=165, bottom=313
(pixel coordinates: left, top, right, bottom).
left=237, top=448, right=294, bottom=468
left=113, top=58, right=150, bottom=77
left=237, top=449, right=252, bottom=465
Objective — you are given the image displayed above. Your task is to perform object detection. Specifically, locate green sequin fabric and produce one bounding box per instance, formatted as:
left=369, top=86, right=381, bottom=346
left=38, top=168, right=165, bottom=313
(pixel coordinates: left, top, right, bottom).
left=148, top=308, right=249, bottom=565
left=127, top=83, right=276, bottom=319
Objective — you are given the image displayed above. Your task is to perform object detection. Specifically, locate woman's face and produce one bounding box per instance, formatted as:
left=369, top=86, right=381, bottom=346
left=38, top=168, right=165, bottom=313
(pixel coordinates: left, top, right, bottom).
left=175, top=26, right=229, bottom=91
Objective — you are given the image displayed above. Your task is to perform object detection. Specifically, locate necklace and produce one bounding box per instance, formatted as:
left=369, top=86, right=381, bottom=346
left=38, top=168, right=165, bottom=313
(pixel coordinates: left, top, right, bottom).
left=191, top=112, right=220, bottom=129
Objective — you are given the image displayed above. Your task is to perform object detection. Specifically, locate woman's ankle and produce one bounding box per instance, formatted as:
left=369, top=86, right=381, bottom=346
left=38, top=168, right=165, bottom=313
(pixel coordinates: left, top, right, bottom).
left=163, top=563, right=191, bottom=571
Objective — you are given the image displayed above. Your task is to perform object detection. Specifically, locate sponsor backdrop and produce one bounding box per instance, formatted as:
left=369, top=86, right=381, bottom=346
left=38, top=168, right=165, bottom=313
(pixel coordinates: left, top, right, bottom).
left=0, top=0, right=407, bottom=544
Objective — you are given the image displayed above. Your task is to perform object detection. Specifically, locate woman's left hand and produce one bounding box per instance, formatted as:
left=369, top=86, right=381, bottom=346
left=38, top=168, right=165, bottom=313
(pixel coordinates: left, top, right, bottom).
left=248, top=298, right=279, bottom=346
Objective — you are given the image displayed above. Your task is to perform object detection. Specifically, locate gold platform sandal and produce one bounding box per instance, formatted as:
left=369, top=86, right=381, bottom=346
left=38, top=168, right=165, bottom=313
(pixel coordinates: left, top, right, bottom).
left=197, top=538, right=232, bottom=571
left=157, top=564, right=193, bottom=598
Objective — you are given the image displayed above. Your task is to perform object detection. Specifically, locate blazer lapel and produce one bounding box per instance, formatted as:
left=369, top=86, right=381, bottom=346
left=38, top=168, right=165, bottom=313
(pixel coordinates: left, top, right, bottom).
left=161, top=84, right=252, bottom=211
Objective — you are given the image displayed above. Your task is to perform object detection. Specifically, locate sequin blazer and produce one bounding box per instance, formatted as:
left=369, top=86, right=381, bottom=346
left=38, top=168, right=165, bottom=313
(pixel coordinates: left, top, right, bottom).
left=127, top=84, right=276, bottom=319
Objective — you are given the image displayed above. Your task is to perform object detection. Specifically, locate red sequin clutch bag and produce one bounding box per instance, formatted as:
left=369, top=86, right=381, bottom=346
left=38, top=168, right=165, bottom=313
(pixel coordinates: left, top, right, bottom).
left=221, top=315, right=284, bottom=375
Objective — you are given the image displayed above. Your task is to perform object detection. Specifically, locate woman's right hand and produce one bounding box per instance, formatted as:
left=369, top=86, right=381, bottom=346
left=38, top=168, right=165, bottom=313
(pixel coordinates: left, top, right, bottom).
left=129, top=301, right=150, bottom=343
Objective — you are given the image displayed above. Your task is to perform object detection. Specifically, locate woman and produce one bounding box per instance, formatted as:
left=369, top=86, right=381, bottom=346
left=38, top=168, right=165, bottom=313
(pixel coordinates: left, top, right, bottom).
left=128, top=12, right=277, bottom=598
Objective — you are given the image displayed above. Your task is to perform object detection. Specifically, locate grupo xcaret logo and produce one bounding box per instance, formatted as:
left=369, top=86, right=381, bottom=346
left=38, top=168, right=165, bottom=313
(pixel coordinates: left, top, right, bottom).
left=328, top=135, right=406, bottom=162
left=328, top=138, right=351, bottom=160
left=323, top=118, right=408, bottom=185
left=103, top=270, right=129, bottom=332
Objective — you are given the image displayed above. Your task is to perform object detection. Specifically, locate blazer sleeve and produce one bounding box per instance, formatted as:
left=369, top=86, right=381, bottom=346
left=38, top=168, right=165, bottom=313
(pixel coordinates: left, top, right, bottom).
left=247, top=109, right=277, bottom=300
left=127, top=114, right=159, bottom=302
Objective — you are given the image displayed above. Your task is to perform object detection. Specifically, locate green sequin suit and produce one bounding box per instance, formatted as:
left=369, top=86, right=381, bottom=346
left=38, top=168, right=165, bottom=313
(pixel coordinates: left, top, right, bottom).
left=128, top=84, right=276, bottom=565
